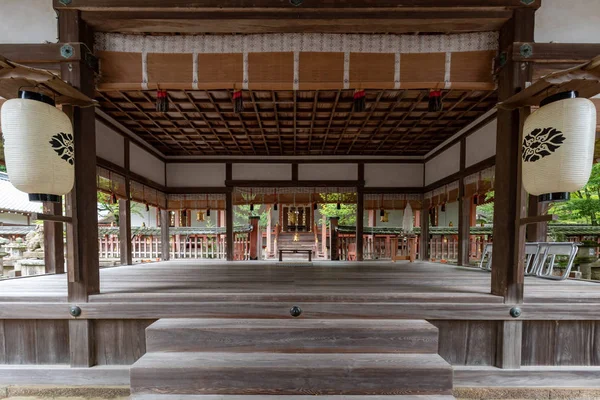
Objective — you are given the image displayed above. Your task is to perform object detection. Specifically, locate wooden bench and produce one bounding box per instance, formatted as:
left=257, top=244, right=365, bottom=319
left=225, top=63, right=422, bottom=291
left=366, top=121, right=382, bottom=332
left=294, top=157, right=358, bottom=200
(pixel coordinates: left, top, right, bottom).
left=279, top=249, right=312, bottom=262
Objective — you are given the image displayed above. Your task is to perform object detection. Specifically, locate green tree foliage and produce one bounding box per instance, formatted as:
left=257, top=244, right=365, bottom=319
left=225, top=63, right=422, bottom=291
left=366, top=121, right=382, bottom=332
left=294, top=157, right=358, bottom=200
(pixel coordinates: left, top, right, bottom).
left=318, top=203, right=357, bottom=226
left=550, top=163, right=600, bottom=225
left=97, top=192, right=143, bottom=225
left=0, top=164, right=6, bottom=173
left=234, top=204, right=269, bottom=228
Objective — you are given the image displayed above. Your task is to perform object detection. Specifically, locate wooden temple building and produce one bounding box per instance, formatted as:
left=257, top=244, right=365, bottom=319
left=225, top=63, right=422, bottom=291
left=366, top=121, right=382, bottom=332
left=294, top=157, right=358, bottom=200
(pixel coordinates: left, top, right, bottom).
left=1, top=0, right=600, bottom=398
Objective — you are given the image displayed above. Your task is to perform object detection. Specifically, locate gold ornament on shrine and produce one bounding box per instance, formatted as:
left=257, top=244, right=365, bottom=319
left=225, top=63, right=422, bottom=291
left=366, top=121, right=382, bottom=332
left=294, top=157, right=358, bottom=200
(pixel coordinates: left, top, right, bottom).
left=380, top=210, right=389, bottom=223
left=196, top=211, right=205, bottom=222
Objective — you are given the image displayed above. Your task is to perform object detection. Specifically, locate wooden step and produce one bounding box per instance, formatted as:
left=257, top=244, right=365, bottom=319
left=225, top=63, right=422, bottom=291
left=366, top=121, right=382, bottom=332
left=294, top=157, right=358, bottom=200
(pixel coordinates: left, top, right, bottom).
left=146, top=319, right=439, bottom=354
left=130, top=352, right=453, bottom=396
left=132, top=396, right=455, bottom=399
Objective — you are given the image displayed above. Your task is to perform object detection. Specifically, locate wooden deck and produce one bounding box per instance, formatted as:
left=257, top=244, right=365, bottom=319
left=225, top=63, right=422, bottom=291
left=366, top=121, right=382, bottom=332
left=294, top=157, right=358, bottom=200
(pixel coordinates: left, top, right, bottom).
left=1, top=260, right=599, bottom=304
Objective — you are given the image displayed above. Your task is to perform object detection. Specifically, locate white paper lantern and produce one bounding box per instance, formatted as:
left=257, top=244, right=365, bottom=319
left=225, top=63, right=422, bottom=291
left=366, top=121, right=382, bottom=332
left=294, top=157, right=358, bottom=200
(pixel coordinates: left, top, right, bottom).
left=1, top=91, right=74, bottom=202
left=522, top=91, right=596, bottom=202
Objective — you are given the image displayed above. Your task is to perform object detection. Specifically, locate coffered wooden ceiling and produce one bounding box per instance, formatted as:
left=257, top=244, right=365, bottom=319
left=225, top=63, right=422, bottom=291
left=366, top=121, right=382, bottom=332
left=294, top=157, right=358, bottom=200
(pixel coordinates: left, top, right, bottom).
left=96, top=88, right=497, bottom=157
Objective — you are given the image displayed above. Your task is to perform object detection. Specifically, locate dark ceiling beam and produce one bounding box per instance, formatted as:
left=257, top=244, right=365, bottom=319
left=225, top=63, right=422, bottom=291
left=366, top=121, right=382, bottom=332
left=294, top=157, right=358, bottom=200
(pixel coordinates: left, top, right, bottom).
left=81, top=11, right=510, bottom=34
left=54, top=0, right=541, bottom=10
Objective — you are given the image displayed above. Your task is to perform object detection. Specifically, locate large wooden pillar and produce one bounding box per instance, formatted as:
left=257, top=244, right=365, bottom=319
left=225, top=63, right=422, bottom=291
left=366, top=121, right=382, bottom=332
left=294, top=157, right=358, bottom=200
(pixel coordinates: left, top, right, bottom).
left=119, top=198, right=132, bottom=265
left=249, top=216, right=260, bottom=260
left=43, top=200, right=65, bottom=274
left=526, top=195, right=549, bottom=242
left=491, top=8, right=534, bottom=304
left=329, top=216, right=339, bottom=261
left=458, top=138, right=470, bottom=266
left=419, top=201, right=430, bottom=261
left=119, top=139, right=132, bottom=265
left=160, top=209, right=170, bottom=261
left=59, top=9, right=99, bottom=368
left=266, top=205, right=272, bottom=256
left=356, top=192, right=364, bottom=261
left=226, top=191, right=234, bottom=261
left=492, top=7, right=536, bottom=371
left=60, top=10, right=100, bottom=302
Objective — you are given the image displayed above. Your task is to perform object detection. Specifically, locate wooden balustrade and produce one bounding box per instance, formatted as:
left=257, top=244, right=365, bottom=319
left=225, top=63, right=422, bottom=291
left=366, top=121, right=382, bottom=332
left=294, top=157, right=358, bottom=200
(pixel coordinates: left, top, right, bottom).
left=98, top=233, right=248, bottom=262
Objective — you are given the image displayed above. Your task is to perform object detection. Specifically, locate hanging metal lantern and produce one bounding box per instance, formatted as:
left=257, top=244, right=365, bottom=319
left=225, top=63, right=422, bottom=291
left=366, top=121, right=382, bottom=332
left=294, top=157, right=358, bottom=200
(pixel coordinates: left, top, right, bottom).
left=522, top=91, right=596, bottom=202
left=1, top=91, right=74, bottom=202
left=206, top=208, right=211, bottom=217
left=380, top=210, right=389, bottom=223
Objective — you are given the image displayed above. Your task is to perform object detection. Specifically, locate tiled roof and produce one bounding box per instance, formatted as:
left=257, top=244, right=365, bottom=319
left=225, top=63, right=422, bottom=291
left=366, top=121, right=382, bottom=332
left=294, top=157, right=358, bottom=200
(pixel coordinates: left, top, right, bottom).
left=0, top=173, right=43, bottom=214
left=0, top=225, right=36, bottom=236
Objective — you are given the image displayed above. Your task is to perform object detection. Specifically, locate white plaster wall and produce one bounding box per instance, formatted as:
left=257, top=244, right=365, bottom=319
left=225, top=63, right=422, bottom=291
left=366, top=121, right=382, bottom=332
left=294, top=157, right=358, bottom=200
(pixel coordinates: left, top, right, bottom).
left=167, top=163, right=226, bottom=187
left=299, top=164, right=357, bottom=181
left=130, top=144, right=165, bottom=186
left=233, top=164, right=291, bottom=181
left=536, top=0, right=600, bottom=43
left=96, top=120, right=125, bottom=168
left=0, top=213, right=30, bottom=225
left=364, top=164, right=424, bottom=188
left=425, top=144, right=460, bottom=186
left=131, top=205, right=158, bottom=227
left=0, top=0, right=57, bottom=44
left=437, top=202, right=459, bottom=227
left=465, top=119, right=497, bottom=168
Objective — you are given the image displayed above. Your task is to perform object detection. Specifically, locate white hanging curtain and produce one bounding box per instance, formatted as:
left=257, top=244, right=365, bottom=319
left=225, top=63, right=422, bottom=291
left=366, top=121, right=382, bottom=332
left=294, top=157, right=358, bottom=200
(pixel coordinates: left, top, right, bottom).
left=402, top=202, right=414, bottom=234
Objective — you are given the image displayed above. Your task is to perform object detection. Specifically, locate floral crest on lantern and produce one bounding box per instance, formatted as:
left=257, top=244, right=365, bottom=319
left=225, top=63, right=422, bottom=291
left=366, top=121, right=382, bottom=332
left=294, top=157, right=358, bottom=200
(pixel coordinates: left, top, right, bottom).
left=522, top=127, right=565, bottom=162
left=49, top=132, right=74, bottom=165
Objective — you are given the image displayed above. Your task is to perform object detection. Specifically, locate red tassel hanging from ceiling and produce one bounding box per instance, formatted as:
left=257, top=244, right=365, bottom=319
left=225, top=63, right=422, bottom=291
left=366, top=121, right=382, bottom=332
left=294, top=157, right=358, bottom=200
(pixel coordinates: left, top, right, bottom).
left=233, top=90, right=244, bottom=114
left=428, top=90, right=443, bottom=112
left=353, top=89, right=366, bottom=112
left=156, top=90, right=169, bottom=113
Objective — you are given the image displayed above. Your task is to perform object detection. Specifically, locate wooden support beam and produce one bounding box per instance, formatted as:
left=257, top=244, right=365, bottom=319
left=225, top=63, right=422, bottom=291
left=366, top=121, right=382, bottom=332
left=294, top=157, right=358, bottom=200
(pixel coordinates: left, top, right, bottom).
left=226, top=191, right=234, bottom=262
left=491, top=8, right=534, bottom=304
left=520, top=214, right=557, bottom=226
left=226, top=180, right=365, bottom=188
left=0, top=43, right=83, bottom=65
left=54, top=0, right=541, bottom=10
left=32, top=213, right=73, bottom=224
left=69, top=320, right=94, bottom=368
left=457, top=138, right=470, bottom=267
left=356, top=191, right=364, bottom=262
left=512, top=42, right=600, bottom=64
left=160, top=210, right=170, bottom=261
left=43, top=200, right=65, bottom=275
left=526, top=195, right=549, bottom=242
left=356, top=164, right=364, bottom=262
left=249, top=216, right=260, bottom=261
left=496, top=320, right=522, bottom=369
left=118, top=199, right=132, bottom=265
left=419, top=200, right=430, bottom=261
left=59, top=9, right=100, bottom=303
left=329, top=217, right=339, bottom=261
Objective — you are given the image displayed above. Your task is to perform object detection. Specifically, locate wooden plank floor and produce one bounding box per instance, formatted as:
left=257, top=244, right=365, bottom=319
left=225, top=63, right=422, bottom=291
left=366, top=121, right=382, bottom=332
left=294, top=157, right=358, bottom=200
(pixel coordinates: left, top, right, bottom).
left=0, top=261, right=599, bottom=304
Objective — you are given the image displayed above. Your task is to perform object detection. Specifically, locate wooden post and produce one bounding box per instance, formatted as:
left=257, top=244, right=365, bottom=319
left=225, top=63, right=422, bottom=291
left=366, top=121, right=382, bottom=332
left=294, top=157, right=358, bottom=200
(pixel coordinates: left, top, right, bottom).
left=356, top=191, right=364, bottom=261
left=491, top=8, right=534, bottom=304
left=458, top=138, right=470, bottom=266
left=266, top=205, right=272, bottom=257
left=160, top=209, right=170, bottom=261
left=59, top=10, right=100, bottom=302
left=249, top=216, right=260, bottom=260
left=321, top=221, right=327, bottom=258
left=526, top=195, right=549, bottom=242
left=226, top=190, right=234, bottom=261
left=329, top=216, right=339, bottom=261
left=419, top=201, right=430, bottom=261
left=59, top=9, right=99, bottom=369
left=119, top=198, right=132, bottom=265
left=43, top=200, right=65, bottom=274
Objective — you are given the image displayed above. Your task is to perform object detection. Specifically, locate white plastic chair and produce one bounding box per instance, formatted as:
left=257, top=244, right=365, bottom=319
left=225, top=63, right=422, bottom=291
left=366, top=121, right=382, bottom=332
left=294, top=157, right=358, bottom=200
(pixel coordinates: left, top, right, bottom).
left=535, top=242, right=579, bottom=280
left=524, top=243, right=542, bottom=276
left=479, top=244, right=493, bottom=271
